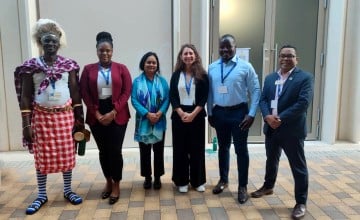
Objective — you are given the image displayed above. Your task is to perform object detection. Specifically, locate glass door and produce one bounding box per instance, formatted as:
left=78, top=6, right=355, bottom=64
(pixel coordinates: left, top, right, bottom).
left=272, top=0, right=323, bottom=140
left=209, top=0, right=324, bottom=142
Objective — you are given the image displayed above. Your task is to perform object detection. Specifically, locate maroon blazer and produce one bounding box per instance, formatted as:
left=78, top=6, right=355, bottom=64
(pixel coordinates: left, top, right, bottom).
left=80, top=62, right=132, bottom=126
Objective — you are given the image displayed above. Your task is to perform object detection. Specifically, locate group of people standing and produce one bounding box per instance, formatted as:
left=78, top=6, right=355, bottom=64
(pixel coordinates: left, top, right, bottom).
left=14, top=18, right=313, bottom=219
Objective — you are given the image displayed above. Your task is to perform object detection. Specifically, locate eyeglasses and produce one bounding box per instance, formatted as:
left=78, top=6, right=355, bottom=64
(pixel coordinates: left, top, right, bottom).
left=279, top=54, right=296, bottom=59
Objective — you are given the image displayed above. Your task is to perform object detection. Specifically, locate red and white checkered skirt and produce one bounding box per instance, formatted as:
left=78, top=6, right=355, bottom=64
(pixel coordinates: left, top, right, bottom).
left=31, top=101, right=76, bottom=174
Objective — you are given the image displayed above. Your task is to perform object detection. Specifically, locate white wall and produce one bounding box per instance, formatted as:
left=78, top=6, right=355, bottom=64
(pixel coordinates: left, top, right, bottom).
left=321, top=0, right=347, bottom=144
left=321, top=0, right=360, bottom=144
left=0, top=0, right=24, bottom=151
left=338, top=0, right=360, bottom=143
left=0, top=29, right=9, bottom=151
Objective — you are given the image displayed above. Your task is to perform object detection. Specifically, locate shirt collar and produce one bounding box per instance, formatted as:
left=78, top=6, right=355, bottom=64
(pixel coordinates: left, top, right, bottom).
left=219, top=55, right=238, bottom=65
left=277, top=67, right=295, bottom=77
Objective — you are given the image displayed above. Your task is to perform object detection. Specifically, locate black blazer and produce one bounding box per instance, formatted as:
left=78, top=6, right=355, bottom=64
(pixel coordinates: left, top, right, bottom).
left=259, top=67, right=314, bottom=139
left=169, top=70, right=209, bottom=119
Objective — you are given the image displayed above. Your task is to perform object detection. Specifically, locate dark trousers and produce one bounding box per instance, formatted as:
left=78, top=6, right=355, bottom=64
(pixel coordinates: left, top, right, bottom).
left=212, top=104, right=249, bottom=188
left=139, top=133, right=165, bottom=178
left=172, top=115, right=206, bottom=187
left=264, top=131, right=308, bottom=204
left=90, top=97, right=127, bottom=182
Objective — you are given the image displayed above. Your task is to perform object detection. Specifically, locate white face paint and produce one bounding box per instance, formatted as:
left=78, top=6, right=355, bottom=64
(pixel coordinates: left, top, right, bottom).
left=40, top=33, right=59, bottom=45
left=40, top=34, right=60, bottom=55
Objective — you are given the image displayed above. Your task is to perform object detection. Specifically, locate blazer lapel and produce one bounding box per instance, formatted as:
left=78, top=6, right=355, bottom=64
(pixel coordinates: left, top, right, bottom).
left=89, top=64, right=99, bottom=96
left=269, top=73, right=278, bottom=100
left=110, top=63, right=119, bottom=99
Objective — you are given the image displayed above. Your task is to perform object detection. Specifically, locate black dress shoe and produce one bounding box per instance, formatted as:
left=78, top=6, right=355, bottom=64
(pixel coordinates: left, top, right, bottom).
left=212, top=180, right=228, bottom=194
left=292, top=204, right=306, bottom=219
left=101, top=191, right=112, bottom=199
left=238, top=187, right=249, bottom=204
left=109, top=195, right=119, bottom=205
left=143, top=177, right=152, bottom=189
left=153, top=177, right=161, bottom=190
left=251, top=185, right=273, bottom=198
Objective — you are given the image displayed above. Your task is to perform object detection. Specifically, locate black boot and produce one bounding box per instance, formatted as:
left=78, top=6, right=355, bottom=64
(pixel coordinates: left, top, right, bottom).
left=143, top=176, right=152, bottom=189
left=153, top=176, right=161, bottom=190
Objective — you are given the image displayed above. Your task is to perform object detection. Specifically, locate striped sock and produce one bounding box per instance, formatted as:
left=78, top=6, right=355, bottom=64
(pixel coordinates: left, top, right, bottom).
left=63, top=170, right=82, bottom=205
left=63, top=170, right=72, bottom=195
left=36, top=169, right=47, bottom=200
left=25, top=170, right=48, bottom=215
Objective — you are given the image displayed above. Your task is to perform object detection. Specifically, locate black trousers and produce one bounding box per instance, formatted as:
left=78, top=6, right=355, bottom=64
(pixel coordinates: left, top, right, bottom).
left=90, top=98, right=127, bottom=182
left=264, top=130, right=308, bottom=204
left=171, top=114, right=206, bottom=188
left=139, top=132, right=165, bottom=178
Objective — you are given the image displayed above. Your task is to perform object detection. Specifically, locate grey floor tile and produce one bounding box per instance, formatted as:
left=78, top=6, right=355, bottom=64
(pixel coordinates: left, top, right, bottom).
left=208, top=207, right=228, bottom=220
left=177, top=208, right=195, bottom=220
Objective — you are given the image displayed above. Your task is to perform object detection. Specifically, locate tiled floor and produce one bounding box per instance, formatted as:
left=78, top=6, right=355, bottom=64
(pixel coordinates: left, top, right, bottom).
left=0, top=142, right=359, bottom=220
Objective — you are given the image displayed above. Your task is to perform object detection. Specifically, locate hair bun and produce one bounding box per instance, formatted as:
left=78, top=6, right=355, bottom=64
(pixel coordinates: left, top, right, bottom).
left=96, top=31, right=113, bottom=43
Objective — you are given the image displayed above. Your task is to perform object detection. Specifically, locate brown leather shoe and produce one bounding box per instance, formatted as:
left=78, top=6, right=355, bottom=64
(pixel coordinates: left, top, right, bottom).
left=291, top=204, right=306, bottom=219
left=250, top=185, right=273, bottom=198
left=212, top=181, right=228, bottom=194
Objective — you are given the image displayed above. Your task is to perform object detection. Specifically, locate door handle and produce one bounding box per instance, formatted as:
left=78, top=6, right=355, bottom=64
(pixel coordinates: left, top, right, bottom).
left=262, top=43, right=269, bottom=76
left=273, top=43, right=278, bottom=72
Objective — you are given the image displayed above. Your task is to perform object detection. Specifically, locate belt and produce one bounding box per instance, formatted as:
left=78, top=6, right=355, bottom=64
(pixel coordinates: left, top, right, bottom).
left=34, top=104, right=73, bottom=113
left=216, top=103, right=247, bottom=110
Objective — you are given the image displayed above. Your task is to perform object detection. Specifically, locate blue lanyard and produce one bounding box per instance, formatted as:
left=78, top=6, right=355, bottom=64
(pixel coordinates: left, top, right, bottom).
left=276, top=77, right=282, bottom=98
left=50, top=79, right=56, bottom=90
left=99, top=65, right=111, bottom=85
left=183, top=73, right=193, bottom=95
left=221, top=59, right=236, bottom=84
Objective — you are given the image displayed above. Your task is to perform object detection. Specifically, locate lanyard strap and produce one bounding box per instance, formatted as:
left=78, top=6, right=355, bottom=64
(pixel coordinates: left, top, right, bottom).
left=50, top=79, right=56, bottom=90
left=275, top=77, right=283, bottom=99
left=99, top=64, right=111, bottom=85
left=221, top=60, right=236, bottom=84
left=100, top=69, right=110, bottom=85
left=183, top=73, right=193, bottom=95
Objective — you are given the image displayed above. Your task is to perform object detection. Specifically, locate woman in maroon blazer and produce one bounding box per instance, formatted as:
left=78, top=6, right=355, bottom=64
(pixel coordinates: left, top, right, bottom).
left=80, top=31, right=132, bottom=205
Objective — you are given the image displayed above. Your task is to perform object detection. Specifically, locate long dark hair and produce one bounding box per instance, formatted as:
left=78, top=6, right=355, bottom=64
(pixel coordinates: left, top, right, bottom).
left=173, top=44, right=207, bottom=82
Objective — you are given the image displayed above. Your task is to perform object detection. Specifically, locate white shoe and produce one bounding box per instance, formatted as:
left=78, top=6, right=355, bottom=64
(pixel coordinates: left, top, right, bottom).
left=178, top=185, right=188, bottom=193
left=196, top=184, right=206, bottom=192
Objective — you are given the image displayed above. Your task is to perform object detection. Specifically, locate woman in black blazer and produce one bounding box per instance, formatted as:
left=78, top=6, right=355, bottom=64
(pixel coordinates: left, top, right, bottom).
left=169, top=44, right=209, bottom=193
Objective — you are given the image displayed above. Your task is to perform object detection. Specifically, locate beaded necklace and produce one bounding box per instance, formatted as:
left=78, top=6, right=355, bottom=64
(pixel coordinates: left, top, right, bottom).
left=40, top=56, right=58, bottom=90
left=40, top=55, right=57, bottom=69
